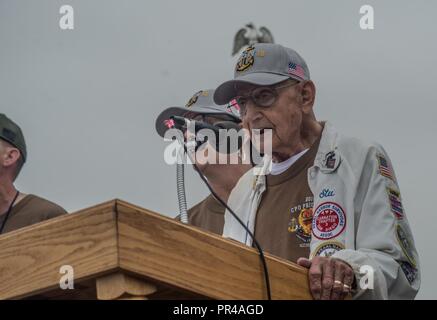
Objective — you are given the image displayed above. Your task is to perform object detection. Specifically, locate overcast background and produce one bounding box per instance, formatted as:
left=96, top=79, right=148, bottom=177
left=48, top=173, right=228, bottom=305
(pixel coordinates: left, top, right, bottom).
left=0, top=0, right=435, bottom=299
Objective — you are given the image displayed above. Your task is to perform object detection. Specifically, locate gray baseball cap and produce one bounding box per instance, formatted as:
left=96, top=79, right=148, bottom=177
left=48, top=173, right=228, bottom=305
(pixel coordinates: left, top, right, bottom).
left=155, top=89, right=241, bottom=138
left=214, top=43, right=310, bottom=105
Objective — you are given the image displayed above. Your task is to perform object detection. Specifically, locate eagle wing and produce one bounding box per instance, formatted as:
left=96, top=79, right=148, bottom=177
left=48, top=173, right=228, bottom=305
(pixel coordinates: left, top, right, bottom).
left=232, top=28, right=249, bottom=56
left=258, top=26, right=274, bottom=44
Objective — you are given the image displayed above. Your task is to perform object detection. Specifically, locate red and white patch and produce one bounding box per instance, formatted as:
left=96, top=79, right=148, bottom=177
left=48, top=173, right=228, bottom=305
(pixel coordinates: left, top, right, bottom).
left=312, top=202, right=346, bottom=240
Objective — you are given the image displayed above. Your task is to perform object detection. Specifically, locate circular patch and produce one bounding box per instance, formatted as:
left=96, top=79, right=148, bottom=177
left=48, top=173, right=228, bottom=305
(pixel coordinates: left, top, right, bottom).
left=312, top=202, right=346, bottom=240
left=311, top=241, right=345, bottom=259
left=396, top=224, right=417, bottom=267
left=288, top=208, right=313, bottom=244
left=298, top=208, right=313, bottom=235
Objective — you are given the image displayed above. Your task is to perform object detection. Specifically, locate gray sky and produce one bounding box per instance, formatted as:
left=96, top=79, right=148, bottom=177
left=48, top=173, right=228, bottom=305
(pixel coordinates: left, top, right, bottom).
left=1, top=0, right=436, bottom=299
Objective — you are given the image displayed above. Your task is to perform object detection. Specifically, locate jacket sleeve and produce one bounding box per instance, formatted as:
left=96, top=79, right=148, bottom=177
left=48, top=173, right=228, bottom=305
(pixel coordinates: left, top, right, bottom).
left=331, top=143, right=420, bottom=299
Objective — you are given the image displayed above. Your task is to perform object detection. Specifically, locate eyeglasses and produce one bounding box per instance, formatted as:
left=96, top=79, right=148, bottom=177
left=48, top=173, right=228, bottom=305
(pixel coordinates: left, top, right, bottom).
left=234, top=80, right=300, bottom=116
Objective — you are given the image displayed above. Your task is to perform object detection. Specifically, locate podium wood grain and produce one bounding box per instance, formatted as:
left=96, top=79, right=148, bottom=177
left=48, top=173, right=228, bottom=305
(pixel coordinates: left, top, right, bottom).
left=0, top=200, right=312, bottom=300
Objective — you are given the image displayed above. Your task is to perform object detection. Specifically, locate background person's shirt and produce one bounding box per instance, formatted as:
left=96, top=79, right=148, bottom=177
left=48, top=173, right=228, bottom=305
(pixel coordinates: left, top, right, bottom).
left=0, top=194, right=67, bottom=234
left=175, top=194, right=226, bottom=235
left=187, top=194, right=225, bottom=235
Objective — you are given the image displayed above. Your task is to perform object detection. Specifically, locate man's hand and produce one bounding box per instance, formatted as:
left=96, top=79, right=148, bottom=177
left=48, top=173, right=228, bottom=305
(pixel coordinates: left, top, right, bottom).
left=297, top=256, right=354, bottom=300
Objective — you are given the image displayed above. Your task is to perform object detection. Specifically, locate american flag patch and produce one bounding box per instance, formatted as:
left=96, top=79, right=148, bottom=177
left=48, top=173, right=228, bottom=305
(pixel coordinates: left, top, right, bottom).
left=228, top=99, right=240, bottom=111
left=377, top=154, right=394, bottom=181
left=387, top=188, right=404, bottom=219
left=227, top=98, right=241, bottom=117
left=288, top=62, right=305, bottom=79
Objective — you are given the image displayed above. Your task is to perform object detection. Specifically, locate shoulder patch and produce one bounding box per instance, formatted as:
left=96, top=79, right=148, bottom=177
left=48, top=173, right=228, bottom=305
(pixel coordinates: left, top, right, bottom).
left=320, top=150, right=341, bottom=173
left=377, top=153, right=395, bottom=182
left=396, top=224, right=417, bottom=267
left=399, top=261, right=418, bottom=284
left=387, top=188, right=404, bottom=219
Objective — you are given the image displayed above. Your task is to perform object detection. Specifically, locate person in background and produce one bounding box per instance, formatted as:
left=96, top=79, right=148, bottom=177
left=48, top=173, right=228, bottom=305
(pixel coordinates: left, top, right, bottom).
left=0, top=114, right=67, bottom=234
left=155, top=89, right=251, bottom=234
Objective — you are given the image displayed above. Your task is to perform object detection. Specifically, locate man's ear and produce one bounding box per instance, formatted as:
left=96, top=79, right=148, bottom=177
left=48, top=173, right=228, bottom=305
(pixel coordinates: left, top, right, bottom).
left=300, top=80, right=316, bottom=113
left=2, top=147, right=20, bottom=168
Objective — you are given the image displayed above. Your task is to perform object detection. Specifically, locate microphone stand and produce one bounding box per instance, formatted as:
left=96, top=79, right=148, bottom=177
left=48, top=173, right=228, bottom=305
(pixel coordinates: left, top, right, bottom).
left=175, top=118, right=197, bottom=224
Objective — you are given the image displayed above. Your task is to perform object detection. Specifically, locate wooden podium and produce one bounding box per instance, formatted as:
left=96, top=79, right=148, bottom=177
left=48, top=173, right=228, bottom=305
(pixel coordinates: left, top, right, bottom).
left=0, top=200, right=312, bottom=300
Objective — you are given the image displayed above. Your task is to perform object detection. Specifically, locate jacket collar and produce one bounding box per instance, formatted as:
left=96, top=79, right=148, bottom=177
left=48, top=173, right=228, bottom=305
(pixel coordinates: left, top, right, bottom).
left=253, top=121, right=341, bottom=182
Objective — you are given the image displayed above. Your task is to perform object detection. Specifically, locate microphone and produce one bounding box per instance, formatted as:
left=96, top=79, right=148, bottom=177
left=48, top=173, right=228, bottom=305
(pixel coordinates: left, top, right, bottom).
left=170, top=116, right=242, bottom=154
left=169, top=115, right=272, bottom=299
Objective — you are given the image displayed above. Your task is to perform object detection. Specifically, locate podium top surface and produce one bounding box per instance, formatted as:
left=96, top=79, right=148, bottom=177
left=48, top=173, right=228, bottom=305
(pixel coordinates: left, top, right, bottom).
left=0, top=199, right=311, bottom=300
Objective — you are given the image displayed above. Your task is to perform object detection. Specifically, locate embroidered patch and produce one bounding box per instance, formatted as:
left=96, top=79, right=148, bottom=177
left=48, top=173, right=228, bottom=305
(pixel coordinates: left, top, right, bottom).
left=312, top=202, right=346, bottom=240
left=288, top=62, right=305, bottom=79
left=325, top=151, right=336, bottom=169
left=320, top=150, right=341, bottom=173
left=377, top=153, right=395, bottom=181
left=399, top=261, right=418, bottom=284
left=396, top=224, right=417, bottom=267
left=235, top=45, right=256, bottom=72
left=387, top=188, right=404, bottom=219
left=311, top=241, right=345, bottom=259
left=319, top=188, right=335, bottom=199
left=288, top=207, right=313, bottom=244
left=185, top=90, right=203, bottom=108
left=256, top=49, right=266, bottom=57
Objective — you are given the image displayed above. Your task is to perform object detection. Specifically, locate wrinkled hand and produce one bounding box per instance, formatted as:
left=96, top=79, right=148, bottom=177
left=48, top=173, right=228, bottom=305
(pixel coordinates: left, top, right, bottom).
left=297, top=256, right=354, bottom=300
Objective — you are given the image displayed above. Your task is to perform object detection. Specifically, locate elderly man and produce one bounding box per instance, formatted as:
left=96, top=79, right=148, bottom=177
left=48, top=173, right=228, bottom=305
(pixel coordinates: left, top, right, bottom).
left=0, top=114, right=67, bottom=234
left=155, top=89, right=252, bottom=234
left=213, top=44, right=420, bottom=300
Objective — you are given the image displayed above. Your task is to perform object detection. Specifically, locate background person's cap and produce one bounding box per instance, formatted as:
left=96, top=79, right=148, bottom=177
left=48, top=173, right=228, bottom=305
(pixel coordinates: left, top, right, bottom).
left=155, top=89, right=241, bottom=138
left=0, top=114, right=27, bottom=162
left=214, top=43, right=310, bottom=105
